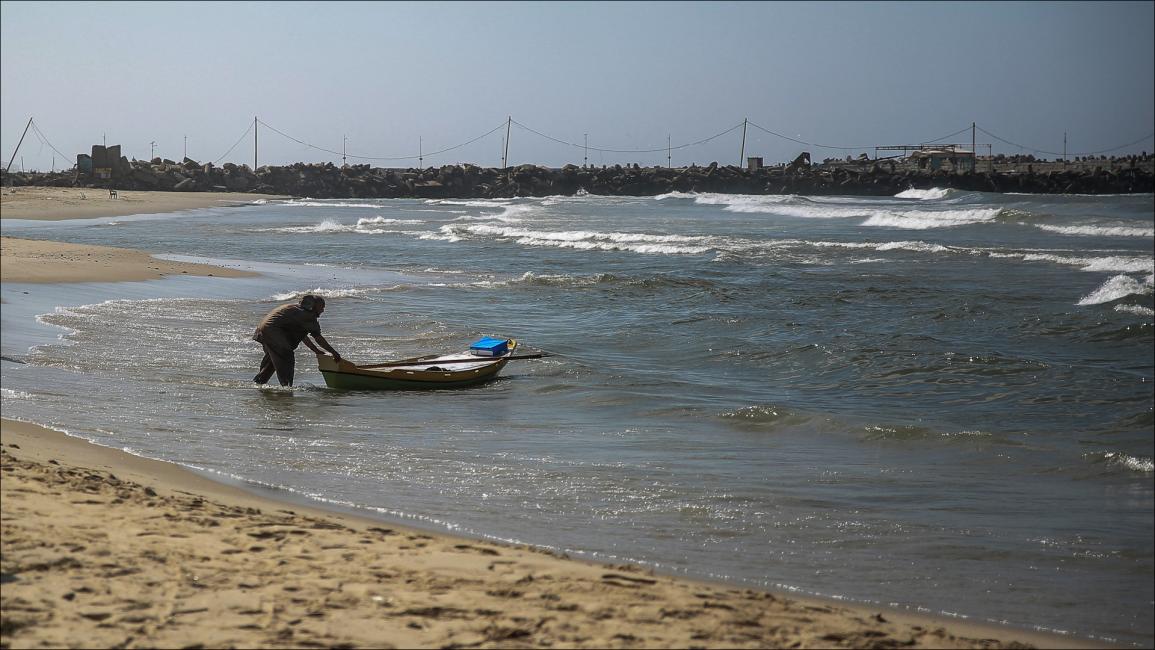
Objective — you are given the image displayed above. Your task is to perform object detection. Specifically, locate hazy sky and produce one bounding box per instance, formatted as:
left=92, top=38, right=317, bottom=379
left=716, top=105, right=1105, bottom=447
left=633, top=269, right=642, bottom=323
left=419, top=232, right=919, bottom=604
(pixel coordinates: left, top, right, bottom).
left=3, top=1, right=1153, bottom=170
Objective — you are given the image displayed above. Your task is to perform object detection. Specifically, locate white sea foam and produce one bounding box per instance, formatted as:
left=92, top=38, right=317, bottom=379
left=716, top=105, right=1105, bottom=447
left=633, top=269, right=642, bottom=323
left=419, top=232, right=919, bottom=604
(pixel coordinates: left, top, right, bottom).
left=988, top=252, right=1154, bottom=275
left=1102, top=452, right=1154, bottom=473
left=860, top=208, right=1003, bottom=229
left=283, top=200, right=382, bottom=208
left=810, top=240, right=951, bottom=254
left=1114, top=304, right=1155, bottom=316
left=260, top=216, right=425, bottom=234
left=1033, top=224, right=1154, bottom=238
left=425, top=199, right=513, bottom=207
left=894, top=187, right=951, bottom=200
left=355, top=216, right=424, bottom=226
left=1077, top=274, right=1153, bottom=305
left=675, top=191, right=1003, bottom=229
left=440, top=223, right=713, bottom=255
left=269, top=286, right=405, bottom=302
left=1, top=388, right=34, bottom=400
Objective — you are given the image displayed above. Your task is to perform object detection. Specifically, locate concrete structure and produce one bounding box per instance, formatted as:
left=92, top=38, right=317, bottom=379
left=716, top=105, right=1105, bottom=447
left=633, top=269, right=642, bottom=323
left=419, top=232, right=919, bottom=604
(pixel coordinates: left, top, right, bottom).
left=910, top=147, right=975, bottom=172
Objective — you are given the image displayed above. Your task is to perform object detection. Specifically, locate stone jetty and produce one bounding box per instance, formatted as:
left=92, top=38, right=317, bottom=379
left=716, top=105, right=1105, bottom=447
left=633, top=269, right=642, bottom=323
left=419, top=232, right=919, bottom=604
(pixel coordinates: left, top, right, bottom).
left=3, top=154, right=1152, bottom=198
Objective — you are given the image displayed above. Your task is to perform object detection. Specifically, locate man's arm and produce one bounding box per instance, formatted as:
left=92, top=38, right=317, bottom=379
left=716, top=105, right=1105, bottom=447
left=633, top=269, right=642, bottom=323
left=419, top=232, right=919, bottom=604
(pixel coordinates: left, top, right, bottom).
left=309, top=333, right=342, bottom=362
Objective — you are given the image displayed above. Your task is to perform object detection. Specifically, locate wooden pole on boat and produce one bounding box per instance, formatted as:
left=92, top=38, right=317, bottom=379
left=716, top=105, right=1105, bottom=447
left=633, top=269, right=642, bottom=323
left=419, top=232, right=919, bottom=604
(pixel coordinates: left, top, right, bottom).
left=355, top=353, right=548, bottom=369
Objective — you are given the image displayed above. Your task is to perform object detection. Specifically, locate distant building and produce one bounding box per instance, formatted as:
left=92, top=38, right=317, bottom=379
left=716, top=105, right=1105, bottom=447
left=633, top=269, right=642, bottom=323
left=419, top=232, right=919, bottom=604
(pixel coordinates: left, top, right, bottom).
left=747, top=156, right=763, bottom=171
left=909, top=146, right=975, bottom=172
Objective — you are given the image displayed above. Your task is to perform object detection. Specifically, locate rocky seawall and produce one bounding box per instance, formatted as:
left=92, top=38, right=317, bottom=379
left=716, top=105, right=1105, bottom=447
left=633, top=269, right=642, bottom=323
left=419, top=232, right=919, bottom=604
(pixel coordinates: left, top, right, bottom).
left=3, top=158, right=1152, bottom=198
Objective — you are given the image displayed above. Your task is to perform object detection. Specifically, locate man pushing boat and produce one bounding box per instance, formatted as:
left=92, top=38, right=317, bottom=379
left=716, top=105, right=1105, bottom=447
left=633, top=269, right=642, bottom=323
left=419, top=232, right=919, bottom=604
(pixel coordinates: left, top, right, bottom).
left=253, top=294, right=342, bottom=387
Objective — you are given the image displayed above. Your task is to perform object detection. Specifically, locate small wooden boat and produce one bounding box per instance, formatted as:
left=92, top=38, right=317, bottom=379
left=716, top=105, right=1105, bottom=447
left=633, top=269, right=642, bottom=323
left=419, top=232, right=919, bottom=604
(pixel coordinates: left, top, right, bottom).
left=316, top=339, right=519, bottom=390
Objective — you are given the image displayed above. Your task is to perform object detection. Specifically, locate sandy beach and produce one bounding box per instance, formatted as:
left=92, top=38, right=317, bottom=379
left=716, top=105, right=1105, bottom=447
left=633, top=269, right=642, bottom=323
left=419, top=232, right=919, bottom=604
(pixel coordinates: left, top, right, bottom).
left=1, top=187, right=286, bottom=283
left=0, top=187, right=1104, bottom=648
left=0, top=237, right=258, bottom=284
left=1, top=419, right=1090, bottom=649
left=1, top=186, right=287, bottom=221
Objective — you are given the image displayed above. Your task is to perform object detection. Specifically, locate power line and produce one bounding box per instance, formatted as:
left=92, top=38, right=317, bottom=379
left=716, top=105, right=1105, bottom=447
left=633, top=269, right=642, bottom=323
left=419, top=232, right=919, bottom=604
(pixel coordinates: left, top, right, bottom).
left=213, top=120, right=255, bottom=165
left=747, top=120, right=884, bottom=151
left=510, top=119, right=744, bottom=154
left=255, top=118, right=507, bottom=162
left=975, top=125, right=1154, bottom=157
left=28, top=120, right=75, bottom=165
left=922, top=125, right=973, bottom=144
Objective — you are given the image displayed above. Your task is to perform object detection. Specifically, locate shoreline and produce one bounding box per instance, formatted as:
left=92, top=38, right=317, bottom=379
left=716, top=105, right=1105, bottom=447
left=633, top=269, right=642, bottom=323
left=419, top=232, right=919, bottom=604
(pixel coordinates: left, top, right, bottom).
left=1, top=418, right=1099, bottom=649
left=1, top=186, right=290, bottom=221
left=0, top=186, right=1121, bottom=647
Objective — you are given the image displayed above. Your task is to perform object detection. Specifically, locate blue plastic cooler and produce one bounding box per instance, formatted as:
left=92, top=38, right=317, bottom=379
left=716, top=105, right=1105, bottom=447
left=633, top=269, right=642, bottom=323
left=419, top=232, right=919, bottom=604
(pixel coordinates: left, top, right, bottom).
left=469, top=337, right=509, bottom=357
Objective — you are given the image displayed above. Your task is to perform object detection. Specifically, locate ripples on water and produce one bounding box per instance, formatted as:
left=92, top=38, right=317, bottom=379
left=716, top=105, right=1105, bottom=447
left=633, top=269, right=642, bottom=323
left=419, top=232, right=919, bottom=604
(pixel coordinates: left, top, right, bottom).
left=1, top=189, right=1152, bottom=645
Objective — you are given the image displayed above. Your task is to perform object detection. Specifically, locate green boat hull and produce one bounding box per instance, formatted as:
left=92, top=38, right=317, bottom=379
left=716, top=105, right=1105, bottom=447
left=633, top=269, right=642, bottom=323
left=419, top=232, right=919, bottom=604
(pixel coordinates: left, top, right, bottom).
left=318, top=365, right=506, bottom=390
left=315, top=341, right=515, bottom=391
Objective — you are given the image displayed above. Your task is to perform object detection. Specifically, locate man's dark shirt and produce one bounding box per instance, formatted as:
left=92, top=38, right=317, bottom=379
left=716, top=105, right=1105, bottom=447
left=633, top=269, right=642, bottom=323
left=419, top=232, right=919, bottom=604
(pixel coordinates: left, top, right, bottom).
left=253, top=304, right=321, bottom=350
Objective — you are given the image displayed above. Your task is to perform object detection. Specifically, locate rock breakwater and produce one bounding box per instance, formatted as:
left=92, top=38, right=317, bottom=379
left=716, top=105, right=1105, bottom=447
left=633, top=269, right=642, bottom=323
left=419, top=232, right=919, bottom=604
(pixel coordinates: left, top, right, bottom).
left=3, top=157, right=1152, bottom=198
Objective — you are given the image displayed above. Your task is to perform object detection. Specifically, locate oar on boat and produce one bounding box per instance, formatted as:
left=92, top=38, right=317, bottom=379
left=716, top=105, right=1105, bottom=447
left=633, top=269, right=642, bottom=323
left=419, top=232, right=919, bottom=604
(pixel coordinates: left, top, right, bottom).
left=357, top=352, right=548, bottom=370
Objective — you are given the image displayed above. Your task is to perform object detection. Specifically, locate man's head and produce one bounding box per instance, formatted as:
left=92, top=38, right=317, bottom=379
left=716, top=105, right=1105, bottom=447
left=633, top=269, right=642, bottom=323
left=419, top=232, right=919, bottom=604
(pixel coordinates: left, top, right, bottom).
left=300, top=294, right=326, bottom=314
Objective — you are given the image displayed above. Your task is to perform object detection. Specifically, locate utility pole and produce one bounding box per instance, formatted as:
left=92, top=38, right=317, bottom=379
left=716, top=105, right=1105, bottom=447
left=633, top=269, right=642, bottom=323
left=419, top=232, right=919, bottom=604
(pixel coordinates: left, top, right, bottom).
left=668, top=134, right=672, bottom=169
left=343, top=135, right=347, bottom=167
left=971, top=122, right=976, bottom=171
left=5, top=116, right=33, bottom=173
left=184, top=135, right=187, bottom=160
left=502, top=116, right=511, bottom=169
left=419, top=136, right=423, bottom=169
left=1063, top=132, right=1067, bottom=164
left=150, top=141, right=157, bottom=159
left=739, top=118, right=747, bottom=167
left=583, top=133, right=588, bottom=168
left=253, top=116, right=258, bottom=170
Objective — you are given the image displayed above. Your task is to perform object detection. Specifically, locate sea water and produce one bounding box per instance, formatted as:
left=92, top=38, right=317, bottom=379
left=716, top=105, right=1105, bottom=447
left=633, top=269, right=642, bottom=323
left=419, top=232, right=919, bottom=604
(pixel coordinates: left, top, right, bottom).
left=2, top=190, right=1152, bottom=645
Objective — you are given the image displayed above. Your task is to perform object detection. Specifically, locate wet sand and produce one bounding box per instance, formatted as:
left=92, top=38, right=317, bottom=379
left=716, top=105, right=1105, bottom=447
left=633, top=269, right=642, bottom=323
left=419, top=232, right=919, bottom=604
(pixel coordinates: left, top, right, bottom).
left=1, top=187, right=281, bottom=283
left=1, top=186, right=287, bottom=221
left=0, top=237, right=256, bottom=283
left=1, top=419, right=1093, bottom=649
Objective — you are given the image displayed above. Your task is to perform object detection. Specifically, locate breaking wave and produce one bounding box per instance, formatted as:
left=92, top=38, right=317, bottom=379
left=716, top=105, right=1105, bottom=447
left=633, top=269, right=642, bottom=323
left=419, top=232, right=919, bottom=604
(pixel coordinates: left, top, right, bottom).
left=894, top=187, right=951, bottom=200
left=259, top=216, right=426, bottom=234
left=1034, top=224, right=1154, bottom=238
left=655, top=191, right=1002, bottom=229
left=810, top=240, right=951, bottom=254
left=424, top=199, right=513, bottom=207
left=269, top=285, right=408, bottom=301
left=283, top=200, right=383, bottom=208
left=1086, top=452, right=1154, bottom=474
left=435, top=224, right=714, bottom=255
left=1114, top=304, right=1155, bottom=316
left=860, top=208, right=1003, bottom=229
left=1077, top=274, right=1154, bottom=306
left=989, top=252, right=1153, bottom=275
